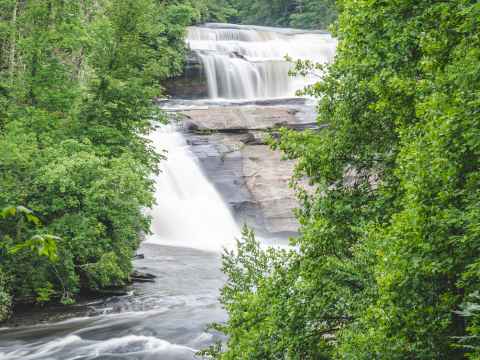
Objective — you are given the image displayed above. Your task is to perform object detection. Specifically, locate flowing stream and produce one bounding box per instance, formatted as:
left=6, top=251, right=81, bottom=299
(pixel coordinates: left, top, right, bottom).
left=0, top=23, right=335, bottom=360
left=187, top=23, right=336, bottom=99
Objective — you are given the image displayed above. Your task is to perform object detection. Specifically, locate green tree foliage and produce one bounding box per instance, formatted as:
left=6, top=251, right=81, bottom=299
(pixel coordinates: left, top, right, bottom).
left=208, top=0, right=480, bottom=359
left=0, top=206, right=59, bottom=318
left=227, top=0, right=337, bottom=29
left=188, top=0, right=238, bottom=23
left=0, top=0, right=195, bottom=319
left=289, top=0, right=336, bottom=30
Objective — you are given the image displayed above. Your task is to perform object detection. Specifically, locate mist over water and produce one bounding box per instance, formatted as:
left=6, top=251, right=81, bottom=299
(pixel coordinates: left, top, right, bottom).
left=187, top=23, right=336, bottom=99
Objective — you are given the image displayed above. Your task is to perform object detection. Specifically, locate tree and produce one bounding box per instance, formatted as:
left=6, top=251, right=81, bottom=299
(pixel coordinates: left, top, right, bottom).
left=207, top=1, right=480, bottom=358
left=0, top=0, right=194, bottom=317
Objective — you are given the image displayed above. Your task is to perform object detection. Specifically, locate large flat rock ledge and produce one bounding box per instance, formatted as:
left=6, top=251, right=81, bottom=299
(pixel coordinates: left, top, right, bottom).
left=170, top=102, right=315, bottom=238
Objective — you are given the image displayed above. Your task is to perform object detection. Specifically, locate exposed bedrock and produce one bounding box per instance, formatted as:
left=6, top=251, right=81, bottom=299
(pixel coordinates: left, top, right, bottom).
left=171, top=103, right=316, bottom=238
left=164, top=52, right=209, bottom=99
left=179, top=105, right=317, bottom=132
left=185, top=132, right=299, bottom=238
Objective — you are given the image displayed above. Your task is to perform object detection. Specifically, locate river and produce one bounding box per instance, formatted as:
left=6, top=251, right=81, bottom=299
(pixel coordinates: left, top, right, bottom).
left=0, top=23, right=335, bottom=360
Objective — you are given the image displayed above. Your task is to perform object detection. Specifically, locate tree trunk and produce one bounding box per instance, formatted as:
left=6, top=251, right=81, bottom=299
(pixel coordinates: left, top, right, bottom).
left=9, top=0, right=18, bottom=80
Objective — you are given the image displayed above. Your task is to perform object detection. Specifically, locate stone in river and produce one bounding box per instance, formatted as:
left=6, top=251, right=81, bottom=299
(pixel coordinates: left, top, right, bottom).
left=180, top=105, right=315, bottom=133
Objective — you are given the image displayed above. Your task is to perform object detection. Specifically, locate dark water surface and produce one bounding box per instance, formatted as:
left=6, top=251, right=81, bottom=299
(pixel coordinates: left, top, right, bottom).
left=0, top=244, right=226, bottom=360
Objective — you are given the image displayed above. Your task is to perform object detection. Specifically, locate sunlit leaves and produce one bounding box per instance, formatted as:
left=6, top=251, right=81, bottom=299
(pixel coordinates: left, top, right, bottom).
left=9, top=234, right=60, bottom=262
left=211, top=1, right=480, bottom=359
left=1, top=205, right=41, bottom=226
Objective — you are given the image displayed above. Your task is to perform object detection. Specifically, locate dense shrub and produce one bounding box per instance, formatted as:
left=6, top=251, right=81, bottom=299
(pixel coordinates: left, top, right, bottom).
left=0, top=0, right=195, bottom=315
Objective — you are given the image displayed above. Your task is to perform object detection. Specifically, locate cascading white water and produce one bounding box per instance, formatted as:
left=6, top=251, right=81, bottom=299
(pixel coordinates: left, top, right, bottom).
left=146, top=125, right=239, bottom=252
left=187, top=23, right=337, bottom=100
left=145, top=25, right=336, bottom=252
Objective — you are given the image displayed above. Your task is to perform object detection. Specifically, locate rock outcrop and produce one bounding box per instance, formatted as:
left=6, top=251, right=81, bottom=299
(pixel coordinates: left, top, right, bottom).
left=178, top=105, right=316, bottom=133
left=163, top=52, right=208, bottom=99
left=169, top=102, right=316, bottom=238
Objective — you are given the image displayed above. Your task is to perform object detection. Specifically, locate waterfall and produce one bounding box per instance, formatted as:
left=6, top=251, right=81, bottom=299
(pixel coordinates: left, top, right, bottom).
left=187, top=23, right=337, bottom=100
left=146, top=125, right=239, bottom=252
left=145, top=25, right=336, bottom=251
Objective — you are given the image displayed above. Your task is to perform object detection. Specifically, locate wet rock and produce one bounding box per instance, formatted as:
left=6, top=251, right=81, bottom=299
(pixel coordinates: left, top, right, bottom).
left=131, top=270, right=156, bottom=283
left=164, top=77, right=208, bottom=100
left=174, top=102, right=317, bottom=237
left=240, top=132, right=266, bottom=145
left=240, top=132, right=255, bottom=144
left=96, top=288, right=130, bottom=296
left=232, top=51, right=248, bottom=60
left=180, top=106, right=306, bottom=132
left=164, top=51, right=209, bottom=99
left=234, top=98, right=307, bottom=106
left=183, top=120, right=200, bottom=132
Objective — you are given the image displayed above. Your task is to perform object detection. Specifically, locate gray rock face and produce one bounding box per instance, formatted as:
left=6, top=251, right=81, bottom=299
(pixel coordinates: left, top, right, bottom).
left=164, top=52, right=208, bottom=99
left=179, top=105, right=317, bottom=132
left=171, top=102, right=316, bottom=238
left=242, top=145, right=299, bottom=235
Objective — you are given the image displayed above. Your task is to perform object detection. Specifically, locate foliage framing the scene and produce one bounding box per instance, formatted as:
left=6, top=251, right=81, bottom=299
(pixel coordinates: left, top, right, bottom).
left=0, top=0, right=199, bottom=320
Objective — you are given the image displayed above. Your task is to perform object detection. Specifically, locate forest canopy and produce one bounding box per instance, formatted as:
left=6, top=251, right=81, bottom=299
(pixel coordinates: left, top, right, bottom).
left=200, top=0, right=338, bottom=30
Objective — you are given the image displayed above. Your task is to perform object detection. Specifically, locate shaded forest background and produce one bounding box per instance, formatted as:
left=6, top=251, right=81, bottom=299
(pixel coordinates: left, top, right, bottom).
left=0, top=0, right=208, bottom=321
left=197, top=0, right=337, bottom=30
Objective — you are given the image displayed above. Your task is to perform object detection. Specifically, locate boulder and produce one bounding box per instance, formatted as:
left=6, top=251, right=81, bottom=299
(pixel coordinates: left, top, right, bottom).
left=180, top=105, right=313, bottom=132
left=131, top=270, right=156, bottom=283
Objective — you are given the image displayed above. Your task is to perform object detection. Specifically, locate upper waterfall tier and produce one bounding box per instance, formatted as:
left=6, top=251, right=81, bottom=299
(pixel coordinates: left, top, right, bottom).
left=187, top=23, right=336, bottom=100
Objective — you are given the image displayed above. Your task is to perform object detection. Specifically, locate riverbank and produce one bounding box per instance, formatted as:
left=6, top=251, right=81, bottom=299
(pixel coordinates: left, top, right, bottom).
left=0, top=99, right=319, bottom=359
